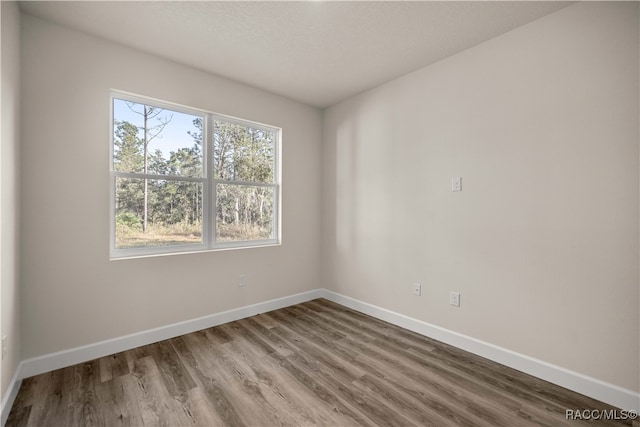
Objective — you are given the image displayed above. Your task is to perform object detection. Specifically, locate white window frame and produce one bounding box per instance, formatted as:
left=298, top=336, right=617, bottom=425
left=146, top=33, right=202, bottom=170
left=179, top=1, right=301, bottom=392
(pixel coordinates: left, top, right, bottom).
left=109, top=91, right=281, bottom=259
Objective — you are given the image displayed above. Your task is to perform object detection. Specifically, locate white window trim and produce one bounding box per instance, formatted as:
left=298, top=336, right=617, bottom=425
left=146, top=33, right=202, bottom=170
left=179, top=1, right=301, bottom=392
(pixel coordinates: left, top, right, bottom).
left=109, top=90, right=281, bottom=259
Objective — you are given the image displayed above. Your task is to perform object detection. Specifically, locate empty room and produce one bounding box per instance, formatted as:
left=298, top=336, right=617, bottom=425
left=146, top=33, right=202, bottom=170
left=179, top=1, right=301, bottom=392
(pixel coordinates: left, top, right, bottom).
left=1, top=1, right=639, bottom=426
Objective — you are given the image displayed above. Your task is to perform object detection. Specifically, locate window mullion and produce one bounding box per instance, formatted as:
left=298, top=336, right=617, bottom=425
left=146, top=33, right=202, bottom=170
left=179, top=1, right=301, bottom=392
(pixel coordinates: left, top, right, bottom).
left=113, top=171, right=206, bottom=183
left=212, top=179, right=276, bottom=188
left=206, top=113, right=216, bottom=249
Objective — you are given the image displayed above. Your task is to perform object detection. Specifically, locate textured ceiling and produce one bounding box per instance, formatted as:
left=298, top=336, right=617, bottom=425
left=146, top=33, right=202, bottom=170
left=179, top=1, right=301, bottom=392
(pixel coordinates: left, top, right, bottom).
left=19, top=1, right=572, bottom=108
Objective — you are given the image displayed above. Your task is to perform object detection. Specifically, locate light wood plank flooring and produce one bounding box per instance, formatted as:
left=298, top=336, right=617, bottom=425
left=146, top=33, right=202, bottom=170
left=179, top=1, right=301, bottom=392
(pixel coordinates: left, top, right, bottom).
left=6, top=299, right=634, bottom=426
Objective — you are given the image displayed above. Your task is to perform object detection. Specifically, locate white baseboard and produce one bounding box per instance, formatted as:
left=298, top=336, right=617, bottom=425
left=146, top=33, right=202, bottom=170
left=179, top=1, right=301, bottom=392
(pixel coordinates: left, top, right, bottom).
left=320, top=289, right=640, bottom=412
left=1, top=366, right=22, bottom=427
left=17, top=289, right=322, bottom=382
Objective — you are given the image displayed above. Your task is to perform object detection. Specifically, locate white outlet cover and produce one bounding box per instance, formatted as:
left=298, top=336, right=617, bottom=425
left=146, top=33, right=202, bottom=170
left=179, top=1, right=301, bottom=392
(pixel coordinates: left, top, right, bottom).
left=452, top=176, right=462, bottom=192
left=450, top=291, right=460, bottom=307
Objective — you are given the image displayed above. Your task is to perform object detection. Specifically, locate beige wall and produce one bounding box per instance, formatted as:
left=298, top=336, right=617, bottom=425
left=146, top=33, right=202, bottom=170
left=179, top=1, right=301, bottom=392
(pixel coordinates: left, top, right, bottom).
left=19, top=14, right=322, bottom=359
left=1, top=0, right=22, bottom=400
left=12, top=0, right=640, bottom=401
left=322, top=2, right=639, bottom=392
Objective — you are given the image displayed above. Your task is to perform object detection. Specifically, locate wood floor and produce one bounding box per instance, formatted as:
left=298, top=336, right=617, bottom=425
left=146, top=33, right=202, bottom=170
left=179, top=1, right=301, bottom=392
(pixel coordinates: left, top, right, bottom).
left=6, top=299, right=633, bottom=427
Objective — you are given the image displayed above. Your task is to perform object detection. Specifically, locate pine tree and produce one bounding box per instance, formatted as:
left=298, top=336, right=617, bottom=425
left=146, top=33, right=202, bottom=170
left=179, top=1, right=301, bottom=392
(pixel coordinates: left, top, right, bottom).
left=125, top=102, right=172, bottom=233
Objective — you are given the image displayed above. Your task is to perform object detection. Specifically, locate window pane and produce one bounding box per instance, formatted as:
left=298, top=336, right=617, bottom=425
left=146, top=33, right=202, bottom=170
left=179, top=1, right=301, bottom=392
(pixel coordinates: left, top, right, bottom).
left=213, top=120, right=275, bottom=183
left=113, top=98, right=203, bottom=177
left=216, top=184, right=274, bottom=242
left=115, top=177, right=203, bottom=249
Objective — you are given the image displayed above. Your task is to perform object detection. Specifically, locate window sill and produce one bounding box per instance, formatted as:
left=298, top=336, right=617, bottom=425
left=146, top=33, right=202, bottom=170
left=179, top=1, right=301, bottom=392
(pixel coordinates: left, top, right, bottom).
left=110, top=241, right=281, bottom=261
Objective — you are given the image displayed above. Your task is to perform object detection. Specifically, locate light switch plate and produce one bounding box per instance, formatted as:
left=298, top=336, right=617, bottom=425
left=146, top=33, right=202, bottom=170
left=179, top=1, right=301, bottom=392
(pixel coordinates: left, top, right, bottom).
left=452, top=177, right=462, bottom=192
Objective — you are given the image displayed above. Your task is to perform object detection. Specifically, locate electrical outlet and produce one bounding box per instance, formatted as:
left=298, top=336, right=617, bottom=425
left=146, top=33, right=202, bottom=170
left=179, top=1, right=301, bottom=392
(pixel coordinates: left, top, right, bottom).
left=450, top=291, right=461, bottom=307
left=412, top=283, right=422, bottom=296
left=239, top=274, right=247, bottom=287
left=2, top=335, right=7, bottom=361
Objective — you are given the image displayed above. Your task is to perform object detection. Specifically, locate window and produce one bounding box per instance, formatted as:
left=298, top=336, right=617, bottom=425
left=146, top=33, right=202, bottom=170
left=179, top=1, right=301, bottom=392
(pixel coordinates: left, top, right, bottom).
left=110, top=92, right=280, bottom=258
